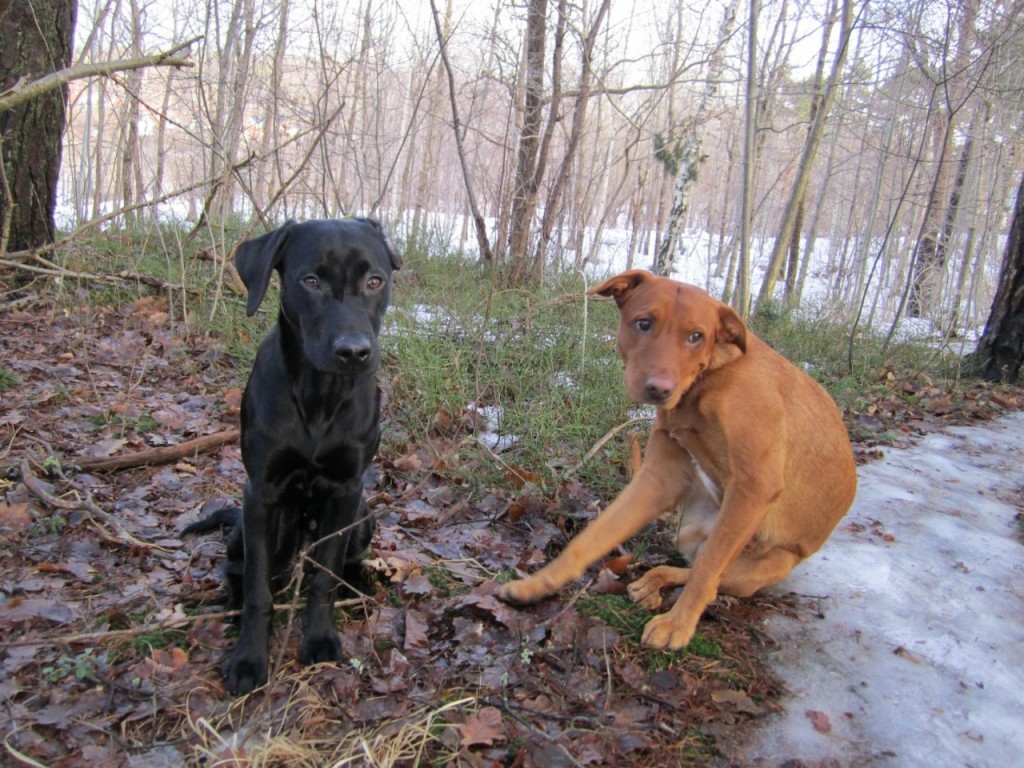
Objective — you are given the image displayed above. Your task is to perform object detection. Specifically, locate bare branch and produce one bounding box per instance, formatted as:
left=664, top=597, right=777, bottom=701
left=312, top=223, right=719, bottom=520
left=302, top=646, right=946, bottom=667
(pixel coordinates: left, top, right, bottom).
left=0, top=38, right=199, bottom=113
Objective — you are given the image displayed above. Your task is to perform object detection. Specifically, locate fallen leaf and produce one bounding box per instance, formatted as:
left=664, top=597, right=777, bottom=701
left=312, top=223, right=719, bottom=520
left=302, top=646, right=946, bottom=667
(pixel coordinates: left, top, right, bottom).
left=458, top=706, right=505, bottom=747
left=88, top=437, right=127, bottom=458
left=0, top=597, right=80, bottom=625
left=591, top=567, right=626, bottom=595
left=711, top=689, right=765, bottom=715
left=602, top=554, right=634, bottom=576
left=403, top=608, right=430, bottom=651
left=805, top=709, right=832, bottom=733
left=504, top=464, right=539, bottom=488
left=393, top=452, right=423, bottom=473
left=0, top=502, right=32, bottom=532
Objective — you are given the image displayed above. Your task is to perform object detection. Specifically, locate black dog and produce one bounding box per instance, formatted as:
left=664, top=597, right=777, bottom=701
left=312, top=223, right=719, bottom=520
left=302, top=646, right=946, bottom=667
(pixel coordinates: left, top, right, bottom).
left=185, top=218, right=400, bottom=695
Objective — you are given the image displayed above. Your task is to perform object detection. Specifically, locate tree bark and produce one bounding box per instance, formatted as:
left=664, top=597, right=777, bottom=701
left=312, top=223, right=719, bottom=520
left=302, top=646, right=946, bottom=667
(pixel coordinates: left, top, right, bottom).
left=974, top=169, right=1024, bottom=383
left=507, top=0, right=552, bottom=285
left=0, top=0, right=76, bottom=252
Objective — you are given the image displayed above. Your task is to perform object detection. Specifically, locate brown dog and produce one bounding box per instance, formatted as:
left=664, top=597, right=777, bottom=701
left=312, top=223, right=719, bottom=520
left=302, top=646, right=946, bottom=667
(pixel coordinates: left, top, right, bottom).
left=498, top=270, right=857, bottom=650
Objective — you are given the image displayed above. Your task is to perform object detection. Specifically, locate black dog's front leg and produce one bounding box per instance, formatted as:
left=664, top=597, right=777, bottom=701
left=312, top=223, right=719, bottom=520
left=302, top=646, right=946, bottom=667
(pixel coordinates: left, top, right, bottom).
left=299, top=491, right=369, bottom=665
left=225, top=485, right=274, bottom=695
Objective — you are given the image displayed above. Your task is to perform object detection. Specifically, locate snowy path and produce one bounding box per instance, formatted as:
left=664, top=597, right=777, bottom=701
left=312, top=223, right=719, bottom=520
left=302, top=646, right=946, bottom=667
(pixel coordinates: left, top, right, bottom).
left=738, top=412, right=1024, bottom=767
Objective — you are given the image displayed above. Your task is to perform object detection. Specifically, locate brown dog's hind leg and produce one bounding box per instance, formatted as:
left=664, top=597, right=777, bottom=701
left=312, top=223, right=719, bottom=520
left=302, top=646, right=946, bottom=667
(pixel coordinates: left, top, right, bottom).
left=627, top=565, right=691, bottom=610
left=715, top=547, right=802, bottom=598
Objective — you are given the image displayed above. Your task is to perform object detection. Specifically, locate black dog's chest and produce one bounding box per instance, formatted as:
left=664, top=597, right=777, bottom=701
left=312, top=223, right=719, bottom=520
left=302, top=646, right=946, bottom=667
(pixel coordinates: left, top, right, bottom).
left=265, top=443, right=367, bottom=503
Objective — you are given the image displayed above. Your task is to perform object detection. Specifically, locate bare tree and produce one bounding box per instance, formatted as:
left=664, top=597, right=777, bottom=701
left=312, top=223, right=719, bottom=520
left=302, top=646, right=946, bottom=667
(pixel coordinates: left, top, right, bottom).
left=756, top=0, right=853, bottom=312
left=973, top=168, right=1024, bottom=383
left=653, top=0, right=740, bottom=277
left=428, top=0, right=493, bottom=262
left=506, top=0, right=557, bottom=285
left=0, top=0, right=76, bottom=252
left=907, top=0, right=980, bottom=318
left=529, top=0, right=612, bottom=281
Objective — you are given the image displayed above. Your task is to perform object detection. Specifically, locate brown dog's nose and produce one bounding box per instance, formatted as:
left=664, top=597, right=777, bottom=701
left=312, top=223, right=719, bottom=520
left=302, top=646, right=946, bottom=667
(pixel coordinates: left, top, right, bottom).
left=333, top=336, right=373, bottom=365
left=644, top=374, right=675, bottom=403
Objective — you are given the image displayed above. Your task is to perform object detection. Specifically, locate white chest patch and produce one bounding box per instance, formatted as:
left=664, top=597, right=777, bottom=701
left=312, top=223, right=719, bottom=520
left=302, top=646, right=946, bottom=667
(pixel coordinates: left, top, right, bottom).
left=693, top=458, right=721, bottom=506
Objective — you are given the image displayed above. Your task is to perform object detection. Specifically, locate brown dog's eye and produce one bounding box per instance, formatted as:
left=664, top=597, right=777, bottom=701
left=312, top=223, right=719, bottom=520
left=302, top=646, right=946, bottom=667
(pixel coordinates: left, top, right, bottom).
left=688, top=331, right=704, bottom=345
left=302, top=275, right=320, bottom=290
left=366, top=276, right=383, bottom=291
left=635, top=318, right=652, bottom=332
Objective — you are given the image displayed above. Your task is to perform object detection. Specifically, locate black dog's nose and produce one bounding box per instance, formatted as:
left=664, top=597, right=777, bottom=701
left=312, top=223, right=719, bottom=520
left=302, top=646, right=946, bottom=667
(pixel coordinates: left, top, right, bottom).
left=333, top=336, right=373, bottom=365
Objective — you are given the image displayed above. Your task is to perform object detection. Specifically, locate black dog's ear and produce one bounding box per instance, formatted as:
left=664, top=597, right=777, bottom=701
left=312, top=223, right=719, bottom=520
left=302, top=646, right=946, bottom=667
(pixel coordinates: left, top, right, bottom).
left=353, top=216, right=402, bottom=270
left=234, top=221, right=296, bottom=316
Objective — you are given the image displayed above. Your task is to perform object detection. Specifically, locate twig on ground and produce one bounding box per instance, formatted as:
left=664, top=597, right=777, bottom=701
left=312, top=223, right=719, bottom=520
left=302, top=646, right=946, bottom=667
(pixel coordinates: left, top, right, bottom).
left=562, top=416, right=652, bottom=479
left=72, top=428, right=239, bottom=472
left=0, top=597, right=366, bottom=649
left=19, top=457, right=162, bottom=551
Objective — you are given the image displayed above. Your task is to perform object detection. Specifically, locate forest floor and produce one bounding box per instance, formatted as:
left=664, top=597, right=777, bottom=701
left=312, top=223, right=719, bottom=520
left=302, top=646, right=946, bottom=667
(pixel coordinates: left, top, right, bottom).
left=1, top=295, right=1022, bottom=767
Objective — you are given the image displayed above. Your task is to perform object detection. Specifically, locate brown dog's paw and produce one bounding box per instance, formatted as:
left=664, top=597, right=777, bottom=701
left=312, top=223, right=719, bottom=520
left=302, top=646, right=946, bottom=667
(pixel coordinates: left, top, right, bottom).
left=641, top=612, right=697, bottom=651
left=627, top=579, right=665, bottom=610
left=497, top=578, right=549, bottom=606
left=628, top=565, right=690, bottom=611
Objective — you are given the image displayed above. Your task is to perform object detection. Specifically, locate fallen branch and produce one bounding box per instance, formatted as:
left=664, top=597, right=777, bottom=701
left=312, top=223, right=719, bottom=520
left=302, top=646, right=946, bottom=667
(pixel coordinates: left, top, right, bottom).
left=0, top=597, right=365, bottom=649
left=19, top=457, right=163, bottom=551
left=73, top=428, right=240, bottom=472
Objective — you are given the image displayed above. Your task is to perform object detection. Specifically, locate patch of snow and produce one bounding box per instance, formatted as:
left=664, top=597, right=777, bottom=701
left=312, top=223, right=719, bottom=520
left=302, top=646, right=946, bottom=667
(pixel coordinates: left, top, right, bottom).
left=738, top=412, right=1024, bottom=767
left=467, top=403, right=517, bottom=453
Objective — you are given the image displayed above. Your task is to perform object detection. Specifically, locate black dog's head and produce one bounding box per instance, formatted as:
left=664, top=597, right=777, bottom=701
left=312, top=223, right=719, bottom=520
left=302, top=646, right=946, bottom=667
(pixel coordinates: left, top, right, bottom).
left=234, top=218, right=401, bottom=375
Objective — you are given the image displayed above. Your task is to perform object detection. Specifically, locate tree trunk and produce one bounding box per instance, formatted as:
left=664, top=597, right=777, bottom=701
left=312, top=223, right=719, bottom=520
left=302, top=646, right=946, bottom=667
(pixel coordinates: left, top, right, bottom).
left=756, top=0, right=852, bottom=312
left=907, top=0, right=979, bottom=319
left=653, top=0, right=740, bottom=277
left=429, top=0, right=493, bottom=262
left=973, top=169, right=1024, bottom=384
left=734, top=0, right=758, bottom=317
left=507, top=0, right=552, bottom=285
left=530, top=0, right=611, bottom=281
left=0, top=0, right=76, bottom=252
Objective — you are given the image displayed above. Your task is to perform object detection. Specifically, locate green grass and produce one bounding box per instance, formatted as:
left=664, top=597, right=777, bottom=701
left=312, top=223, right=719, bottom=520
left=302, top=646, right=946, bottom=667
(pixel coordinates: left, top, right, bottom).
left=0, top=365, right=18, bottom=392
left=576, top=593, right=722, bottom=663
left=382, top=250, right=635, bottom=496
left=131, top=628, right=188, bottom=654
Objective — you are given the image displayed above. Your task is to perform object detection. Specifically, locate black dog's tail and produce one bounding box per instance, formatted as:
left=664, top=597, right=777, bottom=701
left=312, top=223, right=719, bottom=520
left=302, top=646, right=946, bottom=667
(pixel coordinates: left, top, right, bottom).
left=182, top=506, right=241, bottom=535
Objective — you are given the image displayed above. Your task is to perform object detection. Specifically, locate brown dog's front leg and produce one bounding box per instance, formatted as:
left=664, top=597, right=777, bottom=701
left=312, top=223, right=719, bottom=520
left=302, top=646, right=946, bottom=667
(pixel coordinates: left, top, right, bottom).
left=641, top=486, right=774, bottom=650
left=498, top=428, right=688, bottom=605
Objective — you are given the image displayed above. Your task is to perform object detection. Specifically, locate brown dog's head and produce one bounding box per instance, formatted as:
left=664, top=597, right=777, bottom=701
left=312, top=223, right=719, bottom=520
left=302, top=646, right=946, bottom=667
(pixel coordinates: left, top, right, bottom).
left=589, top=270, right=746, bottom=409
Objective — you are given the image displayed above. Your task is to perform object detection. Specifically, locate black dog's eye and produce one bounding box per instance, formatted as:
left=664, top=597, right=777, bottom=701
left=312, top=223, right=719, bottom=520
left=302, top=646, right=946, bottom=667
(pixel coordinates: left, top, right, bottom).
left=635, top=318, right=652, bottom=332
left=366, top=276, right=383, bottom=291
left=302, top=275, right=320, bottom=290
left=688, top=331, right=704, bottom=345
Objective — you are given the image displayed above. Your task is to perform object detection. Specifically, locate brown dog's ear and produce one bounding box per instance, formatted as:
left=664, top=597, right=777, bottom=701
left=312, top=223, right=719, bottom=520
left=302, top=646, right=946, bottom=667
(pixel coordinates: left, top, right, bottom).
left=234, top=221, right=296, bottom=316
left=710, top=303, right=747, bottom=370
left=587, top=269, right=651, bottom=306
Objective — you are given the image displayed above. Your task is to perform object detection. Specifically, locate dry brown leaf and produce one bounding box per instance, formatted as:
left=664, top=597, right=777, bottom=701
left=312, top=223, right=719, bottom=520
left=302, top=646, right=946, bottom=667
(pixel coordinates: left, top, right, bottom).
left=805, top=709, right=832, bottom=733
left=458, top=706, right=505, bottom=747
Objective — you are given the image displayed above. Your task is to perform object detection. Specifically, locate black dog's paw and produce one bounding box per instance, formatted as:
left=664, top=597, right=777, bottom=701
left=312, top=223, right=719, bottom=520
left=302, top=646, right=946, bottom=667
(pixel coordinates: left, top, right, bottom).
left=224, top=651, right=268, bottom=696
left=299, top=632, right=343, bottom=666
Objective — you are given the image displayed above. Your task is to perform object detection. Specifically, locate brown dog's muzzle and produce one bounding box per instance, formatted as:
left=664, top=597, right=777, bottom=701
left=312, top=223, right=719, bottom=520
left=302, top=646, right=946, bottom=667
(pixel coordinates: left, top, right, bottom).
left=642, top=372, right=677, bottom=404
